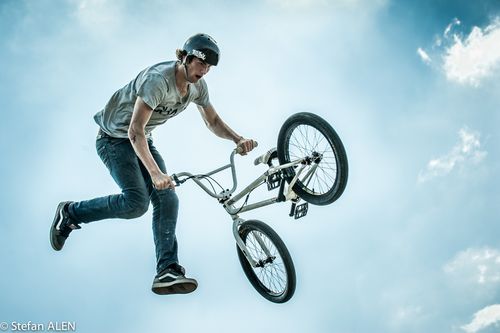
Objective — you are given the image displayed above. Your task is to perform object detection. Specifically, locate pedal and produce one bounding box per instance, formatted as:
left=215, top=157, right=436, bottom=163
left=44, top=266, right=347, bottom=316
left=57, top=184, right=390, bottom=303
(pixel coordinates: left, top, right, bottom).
left=294, top=202, right=308, bottom=219
left=266, top=172, right=282, bottom=190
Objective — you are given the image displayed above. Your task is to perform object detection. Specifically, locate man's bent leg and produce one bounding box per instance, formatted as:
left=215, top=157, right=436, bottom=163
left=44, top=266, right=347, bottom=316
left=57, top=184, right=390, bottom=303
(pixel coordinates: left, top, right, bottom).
left=68, top=137, right=150, bottom=223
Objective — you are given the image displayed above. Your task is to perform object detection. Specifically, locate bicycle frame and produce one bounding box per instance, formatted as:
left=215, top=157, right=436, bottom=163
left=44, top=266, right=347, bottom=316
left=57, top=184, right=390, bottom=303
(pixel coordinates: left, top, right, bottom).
left=172, top=149, right=311, bottom=268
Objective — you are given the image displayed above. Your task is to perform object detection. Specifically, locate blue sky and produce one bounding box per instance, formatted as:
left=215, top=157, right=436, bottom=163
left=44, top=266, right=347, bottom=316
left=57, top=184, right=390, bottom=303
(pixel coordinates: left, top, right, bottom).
left=1, top=1, right=500, bottom=332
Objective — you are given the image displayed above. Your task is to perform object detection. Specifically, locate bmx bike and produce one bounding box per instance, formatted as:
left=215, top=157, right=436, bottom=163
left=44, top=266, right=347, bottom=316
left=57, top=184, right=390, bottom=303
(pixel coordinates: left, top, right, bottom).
left=172, top=112, right=348, bottom=303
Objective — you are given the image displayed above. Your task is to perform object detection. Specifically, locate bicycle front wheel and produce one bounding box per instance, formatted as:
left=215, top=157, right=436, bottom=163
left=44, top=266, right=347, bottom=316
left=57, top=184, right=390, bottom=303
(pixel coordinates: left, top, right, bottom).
left=277, top=112, right=348, bottom=206
left=236, top=220, right=296, bottom=303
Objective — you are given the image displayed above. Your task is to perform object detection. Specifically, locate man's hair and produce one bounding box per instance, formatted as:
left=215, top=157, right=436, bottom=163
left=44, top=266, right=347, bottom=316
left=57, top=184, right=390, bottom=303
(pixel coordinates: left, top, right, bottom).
left=176, top=49, right=195, bottom=63
left=176, top=49, right=187, bottom=61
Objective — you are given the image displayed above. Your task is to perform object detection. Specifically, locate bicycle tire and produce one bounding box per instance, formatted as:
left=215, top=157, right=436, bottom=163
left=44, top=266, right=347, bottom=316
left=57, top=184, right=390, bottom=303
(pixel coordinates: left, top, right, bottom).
left=277, top=112, right=348, bottom=206
left=236, top=220, right=296, bottom=303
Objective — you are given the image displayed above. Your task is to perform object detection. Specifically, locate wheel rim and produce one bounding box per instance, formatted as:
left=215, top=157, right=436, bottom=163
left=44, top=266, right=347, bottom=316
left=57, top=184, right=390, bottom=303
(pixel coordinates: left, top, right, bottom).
left=285, top=124, right=339, bottom=196
left=245, top=230, right=288, bottom=296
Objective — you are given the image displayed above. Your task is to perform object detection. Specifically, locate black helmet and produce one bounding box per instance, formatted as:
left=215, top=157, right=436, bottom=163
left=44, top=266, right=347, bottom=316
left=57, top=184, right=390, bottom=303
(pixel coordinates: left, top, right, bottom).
left=183, top=33, right=220, bottom=66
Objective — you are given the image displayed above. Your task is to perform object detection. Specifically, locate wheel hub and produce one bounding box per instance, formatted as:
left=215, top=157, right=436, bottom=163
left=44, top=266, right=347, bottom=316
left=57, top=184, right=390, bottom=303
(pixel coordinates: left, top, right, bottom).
left=312, top=151, right=323, bottom=164
left=256, top=256, right=276, bottom=267
left=303, top=151, right=323, bottom=165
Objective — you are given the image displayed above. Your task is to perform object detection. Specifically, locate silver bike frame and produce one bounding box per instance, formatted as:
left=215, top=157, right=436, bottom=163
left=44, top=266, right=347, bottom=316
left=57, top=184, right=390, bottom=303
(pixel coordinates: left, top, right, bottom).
left=173, top=149, right=310, bottom=268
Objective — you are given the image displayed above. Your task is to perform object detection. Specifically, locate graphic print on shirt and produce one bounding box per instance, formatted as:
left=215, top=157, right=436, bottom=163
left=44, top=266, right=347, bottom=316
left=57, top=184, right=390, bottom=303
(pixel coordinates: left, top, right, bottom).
left=154, top=104, right=186, bottom=117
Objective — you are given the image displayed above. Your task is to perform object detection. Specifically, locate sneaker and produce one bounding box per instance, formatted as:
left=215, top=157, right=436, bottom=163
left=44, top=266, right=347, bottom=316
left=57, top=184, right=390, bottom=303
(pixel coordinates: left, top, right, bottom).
left=50, top=201, right=81, bottom=251
left=151, top=263, right=198, bottom=295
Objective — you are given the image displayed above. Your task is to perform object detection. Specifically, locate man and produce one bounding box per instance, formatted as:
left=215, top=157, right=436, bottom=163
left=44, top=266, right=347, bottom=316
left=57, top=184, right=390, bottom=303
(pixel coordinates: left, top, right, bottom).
left=50, top=33, right=255, bottom=295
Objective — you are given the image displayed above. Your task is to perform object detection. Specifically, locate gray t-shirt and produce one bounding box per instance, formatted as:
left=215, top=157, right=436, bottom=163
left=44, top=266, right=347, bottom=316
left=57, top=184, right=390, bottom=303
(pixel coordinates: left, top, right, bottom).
left=94, top=61, right=210, bottom=138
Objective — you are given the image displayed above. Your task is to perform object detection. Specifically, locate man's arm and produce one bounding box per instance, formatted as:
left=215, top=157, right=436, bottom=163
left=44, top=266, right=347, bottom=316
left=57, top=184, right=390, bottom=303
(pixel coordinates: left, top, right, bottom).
left=128, top=97, right=174, bottom=189
left=197, top=103, right=255, bottom=154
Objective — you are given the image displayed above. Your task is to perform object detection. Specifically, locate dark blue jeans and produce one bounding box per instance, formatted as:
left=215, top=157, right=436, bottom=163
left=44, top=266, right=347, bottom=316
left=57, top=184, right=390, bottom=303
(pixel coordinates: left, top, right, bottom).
left=68, top=135, right=178, bottom=274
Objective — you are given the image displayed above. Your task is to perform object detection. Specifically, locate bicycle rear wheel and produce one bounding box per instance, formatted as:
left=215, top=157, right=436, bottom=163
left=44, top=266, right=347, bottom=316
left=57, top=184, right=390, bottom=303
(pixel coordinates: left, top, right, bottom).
left=236, top=220, right=296, bottom=303
left=277, top=112, right=348, bottom=206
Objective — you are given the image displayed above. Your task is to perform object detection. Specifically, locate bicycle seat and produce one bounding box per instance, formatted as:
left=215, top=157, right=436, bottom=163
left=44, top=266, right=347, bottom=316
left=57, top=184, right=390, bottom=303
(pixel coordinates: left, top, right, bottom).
left=254, top=148, right=278, bottom=166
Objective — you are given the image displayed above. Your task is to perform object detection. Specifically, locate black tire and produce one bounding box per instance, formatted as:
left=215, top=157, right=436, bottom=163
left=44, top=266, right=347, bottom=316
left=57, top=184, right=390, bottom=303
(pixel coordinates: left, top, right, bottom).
left=277, top=112, right=348, bottom=206
left=236, top=220, right=296, bottom=303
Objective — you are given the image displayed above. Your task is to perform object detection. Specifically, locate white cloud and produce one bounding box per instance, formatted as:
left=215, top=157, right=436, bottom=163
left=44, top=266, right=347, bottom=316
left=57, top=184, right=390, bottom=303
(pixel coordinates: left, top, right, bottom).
left=444, top=248, right=500, bottom=285
left=444, top=18, right=461, bottom=38
left=443, top=17, right=500, bottom=87
left=417, top=47, right=432, bottom=64
left=461, top=304, right=500, bottom=333
left=71, top=0, right=124, bottom=36
left=418, top=127, right=487, bottom=183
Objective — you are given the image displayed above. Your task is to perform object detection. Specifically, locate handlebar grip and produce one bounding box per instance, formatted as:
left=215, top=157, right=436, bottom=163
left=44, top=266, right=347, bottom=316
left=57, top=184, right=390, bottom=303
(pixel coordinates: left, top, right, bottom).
left=172, top=174, right=180, bottom=186
left=236, top=140, right=258, bottom=154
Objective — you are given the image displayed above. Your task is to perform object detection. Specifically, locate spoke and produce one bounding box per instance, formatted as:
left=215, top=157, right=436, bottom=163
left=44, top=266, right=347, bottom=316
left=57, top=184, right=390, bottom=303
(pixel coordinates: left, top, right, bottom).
left=308, top=166, right=331, bottom=194
left=297, top=125, right=314, bottom=153
left=320, top=161, right=339, bottom=171
left=273, top=265, right=287, bottom=285
left=316, top=168, right=331, bottom=192
left=311, top=128, right=326, bottom=153
left=318, top=140, right=332, bottom=155
left=269, top=264, right=284, bottom=292
left=314, top=172, right=324, bottom=194
left=273, top=262, right=287, bottom=276
left=293, top=127, right=311, bottom=156
left=268, top=268, right=279, bottom=292
left=289, top=133, right=308, bottom=157
left=319, top=165, right=337, bottom=183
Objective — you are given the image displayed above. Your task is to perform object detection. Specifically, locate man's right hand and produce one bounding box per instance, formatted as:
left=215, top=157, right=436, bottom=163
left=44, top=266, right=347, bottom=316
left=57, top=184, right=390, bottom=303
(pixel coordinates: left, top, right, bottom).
left=151, top=172, right=175, bottom=190
left=236, top=138, right=257, bottom=155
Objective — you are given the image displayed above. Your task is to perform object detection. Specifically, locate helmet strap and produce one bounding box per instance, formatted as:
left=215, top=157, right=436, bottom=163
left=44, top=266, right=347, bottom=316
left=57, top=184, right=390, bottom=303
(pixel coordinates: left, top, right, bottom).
left=182, top=56, right=190, bottom=82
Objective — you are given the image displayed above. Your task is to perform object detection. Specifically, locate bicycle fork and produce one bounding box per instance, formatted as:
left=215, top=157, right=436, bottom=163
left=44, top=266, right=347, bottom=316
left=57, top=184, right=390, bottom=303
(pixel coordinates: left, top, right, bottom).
left=232, top=217, right=273, bottom=268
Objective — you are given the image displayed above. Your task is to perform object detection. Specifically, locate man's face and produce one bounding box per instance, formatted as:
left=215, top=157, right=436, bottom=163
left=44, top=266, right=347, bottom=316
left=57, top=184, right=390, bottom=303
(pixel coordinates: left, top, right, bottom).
left=186, top=57, right=211, bottom=83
